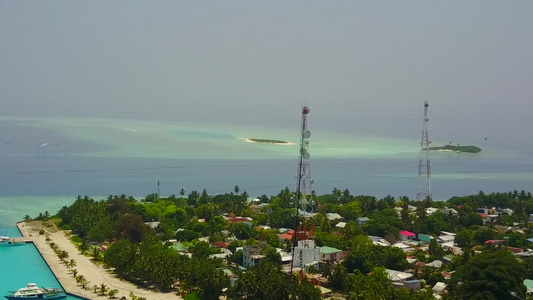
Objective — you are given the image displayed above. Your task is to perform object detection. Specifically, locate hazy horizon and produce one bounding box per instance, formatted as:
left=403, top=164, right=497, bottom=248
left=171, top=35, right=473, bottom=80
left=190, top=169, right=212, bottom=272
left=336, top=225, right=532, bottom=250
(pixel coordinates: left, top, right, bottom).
left=1, top=1, right=533, bottom=148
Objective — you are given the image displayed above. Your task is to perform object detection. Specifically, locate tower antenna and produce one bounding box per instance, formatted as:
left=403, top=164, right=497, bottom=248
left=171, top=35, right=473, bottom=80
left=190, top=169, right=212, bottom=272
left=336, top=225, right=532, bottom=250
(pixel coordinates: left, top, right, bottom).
left=290, top=106, right=313, bottom=274
left=417, top=101, right=432, bottom=202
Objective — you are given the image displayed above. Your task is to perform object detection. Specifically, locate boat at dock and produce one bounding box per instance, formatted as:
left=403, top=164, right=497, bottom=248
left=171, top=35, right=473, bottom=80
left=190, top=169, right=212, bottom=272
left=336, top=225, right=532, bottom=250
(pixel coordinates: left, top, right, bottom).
left=4, top=283, right=66, bottom=299
left=0, top=236, right=24, bottom=247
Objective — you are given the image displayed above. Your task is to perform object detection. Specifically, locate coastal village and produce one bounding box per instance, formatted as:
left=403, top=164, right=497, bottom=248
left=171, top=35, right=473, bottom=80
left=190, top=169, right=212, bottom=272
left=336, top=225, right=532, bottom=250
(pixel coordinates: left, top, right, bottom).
left=11, top=189, right=533, bottom=300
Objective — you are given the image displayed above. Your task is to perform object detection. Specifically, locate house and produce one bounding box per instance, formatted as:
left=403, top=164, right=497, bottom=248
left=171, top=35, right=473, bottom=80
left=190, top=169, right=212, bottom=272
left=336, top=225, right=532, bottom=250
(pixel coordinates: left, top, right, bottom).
left=425, top=207, right=438, bottom=216
left=225, top=216, right=253, bottom=223
left=387, top=269, right=414, bottom=283
left=243, top=245, right=264, bottom=267
left=398, top=230, right=416, bottom=241
left=524, top=279, right=533, bottom=294
left=368, top=235, right=391, bottom=247
left=172, top=243, right=188, bottom=253
left=277, top=249, right=293, bottom=267
left=440, top=208, right=458, bottom=215
left=477, top=208, right=489, bottom=215
left=484, top=239, right=505, bottom=246
left=437, top=235, right=455, bottom=244
left=278, top=230, right=295, bottom=242
left=144, top=221, right=160, bottom=229
left=432, top=282, right=447, bottom=295
left=320, top=246, right=343, bottom=263
left=356, top=217, right=369, bottom=226
left=403, top=280, right=421, bottom=291
left=418, top=233, right=434, bottom=243
left=212, top=242, right=228, bottom=249
left=335, top=222, right=346, bottom=228
left=326, top=213, right=343, bottom=221
left=425, top=260, right=443, bottom=268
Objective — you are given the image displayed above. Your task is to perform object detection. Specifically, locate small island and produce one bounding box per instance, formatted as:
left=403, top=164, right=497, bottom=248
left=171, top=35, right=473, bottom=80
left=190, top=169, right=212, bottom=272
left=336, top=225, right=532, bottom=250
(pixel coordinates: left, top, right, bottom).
left=429, top=144, right=481, bottom=153
left=246, top=138, right=294, bottom=145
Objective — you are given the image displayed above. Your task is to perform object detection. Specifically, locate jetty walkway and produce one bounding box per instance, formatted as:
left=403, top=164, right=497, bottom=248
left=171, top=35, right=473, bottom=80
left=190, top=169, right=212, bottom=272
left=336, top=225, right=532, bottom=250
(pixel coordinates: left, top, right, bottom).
left=17, top=222, right=182, bottom=300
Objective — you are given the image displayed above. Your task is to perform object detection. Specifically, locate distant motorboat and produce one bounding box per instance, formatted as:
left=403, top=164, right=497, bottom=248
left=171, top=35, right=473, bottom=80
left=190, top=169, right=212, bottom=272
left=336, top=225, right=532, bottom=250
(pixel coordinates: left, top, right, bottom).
left=4, top=283, right=66, bottom=299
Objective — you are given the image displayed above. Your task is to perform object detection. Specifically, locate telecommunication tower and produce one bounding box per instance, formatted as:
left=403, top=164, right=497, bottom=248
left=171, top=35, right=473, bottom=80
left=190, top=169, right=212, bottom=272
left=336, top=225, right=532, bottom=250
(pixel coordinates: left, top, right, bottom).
left=296, top=106, right=314, bottom=213
left=417, top=101, right=432, bottom=201
left=291, top=105, right=315, bottom=275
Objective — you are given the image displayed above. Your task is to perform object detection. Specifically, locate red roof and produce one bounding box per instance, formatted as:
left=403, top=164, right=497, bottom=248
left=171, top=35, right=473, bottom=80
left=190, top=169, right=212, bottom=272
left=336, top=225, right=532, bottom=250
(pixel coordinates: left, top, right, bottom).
left=213, top=242, right=228, bottom=248
left=478, top=213, right=487, bottom=218
left=399, top=230, right=416, bottom=237
left=484, top=239, right=505, bottom=244
left=228, top=217, right=250, bottom=223
left=506, top=246, right=523, bottom=253
left=278, top=233, right=293, bottom=240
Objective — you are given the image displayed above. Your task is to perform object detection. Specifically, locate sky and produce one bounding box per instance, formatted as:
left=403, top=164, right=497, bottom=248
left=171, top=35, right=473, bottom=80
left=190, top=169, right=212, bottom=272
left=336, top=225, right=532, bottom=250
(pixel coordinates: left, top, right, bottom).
left=1, top=1, right=533, bottom=145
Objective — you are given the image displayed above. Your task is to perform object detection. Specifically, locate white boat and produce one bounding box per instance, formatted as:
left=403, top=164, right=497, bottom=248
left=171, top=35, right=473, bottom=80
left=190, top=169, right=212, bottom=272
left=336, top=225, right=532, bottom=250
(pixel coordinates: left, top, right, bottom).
left=5, top=283, right=66, bottom=300
left=0, top=236, right=23, bottom=247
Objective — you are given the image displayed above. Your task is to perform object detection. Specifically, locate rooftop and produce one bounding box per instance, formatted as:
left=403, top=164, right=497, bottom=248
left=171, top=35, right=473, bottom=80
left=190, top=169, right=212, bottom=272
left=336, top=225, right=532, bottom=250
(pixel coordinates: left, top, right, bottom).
left=321, top=246, right=342, bottom=254
left=399, top=230, right=416, bottom=237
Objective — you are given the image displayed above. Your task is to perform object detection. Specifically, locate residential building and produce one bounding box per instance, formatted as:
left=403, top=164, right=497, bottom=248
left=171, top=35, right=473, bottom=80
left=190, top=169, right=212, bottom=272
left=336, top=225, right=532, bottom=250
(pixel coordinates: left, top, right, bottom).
left=398, top=230, right=416, bottom=241
left=356, top=217, right=369, bottom=226
left=243, top=245, right=264, bottom=267
left=320, top=246, right=343, bottom=263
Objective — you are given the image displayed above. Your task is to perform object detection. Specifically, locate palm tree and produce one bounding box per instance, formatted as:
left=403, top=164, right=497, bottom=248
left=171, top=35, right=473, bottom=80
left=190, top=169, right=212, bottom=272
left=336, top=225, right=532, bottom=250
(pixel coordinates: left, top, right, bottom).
left=58, top=250, right=69, bottom=262
left=23, top=215, right=32, bottom=222
left=99, top=283, right=109, bottom=296
left=108, top=289, right=119, bottom=298
left=72, top=269, right=78, bottom=278
left=76, top=275, right=88, bottom=289
left=180, top=188, right=185, bottom=197
left=80, top=240, right=89, bottom=255
left=234, top=185, right=240, bottom=195
left=69, top=259, right=77, bottom=270
left=91, top=247, right=101, bottom=261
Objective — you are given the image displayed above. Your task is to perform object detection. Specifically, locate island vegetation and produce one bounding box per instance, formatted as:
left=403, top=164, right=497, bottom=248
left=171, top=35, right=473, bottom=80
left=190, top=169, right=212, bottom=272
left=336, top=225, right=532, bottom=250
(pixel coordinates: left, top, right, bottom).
left=27, top=187, right=533, bottom=300
left=248, top=138, right=290, bottom=144
left=429, top=144, right=482, bottom=153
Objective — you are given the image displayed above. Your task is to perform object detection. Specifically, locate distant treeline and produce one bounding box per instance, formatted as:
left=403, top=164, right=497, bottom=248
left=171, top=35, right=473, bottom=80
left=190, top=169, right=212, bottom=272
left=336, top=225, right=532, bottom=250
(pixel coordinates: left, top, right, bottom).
left=249, top=138, right=289, bottom=144
left=429, top=144, right=481, bottom=153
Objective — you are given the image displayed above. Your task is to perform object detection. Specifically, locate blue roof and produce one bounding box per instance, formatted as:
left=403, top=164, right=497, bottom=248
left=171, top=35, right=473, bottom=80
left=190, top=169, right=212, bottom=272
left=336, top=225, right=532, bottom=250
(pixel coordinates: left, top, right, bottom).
left=527, top=238, right=533, bottom=243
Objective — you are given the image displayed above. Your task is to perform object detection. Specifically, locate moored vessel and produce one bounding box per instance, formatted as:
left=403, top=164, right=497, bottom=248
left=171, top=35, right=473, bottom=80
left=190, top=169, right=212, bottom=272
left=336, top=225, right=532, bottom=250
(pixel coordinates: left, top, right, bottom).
left=4, top=283, right=66, bottom=299
left=0, top=236, right=24, bottom=247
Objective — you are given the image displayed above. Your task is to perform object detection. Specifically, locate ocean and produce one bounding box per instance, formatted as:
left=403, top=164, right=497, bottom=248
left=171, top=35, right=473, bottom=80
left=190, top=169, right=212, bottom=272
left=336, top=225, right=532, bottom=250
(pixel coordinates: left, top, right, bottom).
left=0, top=115, right=532, bottom=227
left=0, top=115, right=531, bottom=296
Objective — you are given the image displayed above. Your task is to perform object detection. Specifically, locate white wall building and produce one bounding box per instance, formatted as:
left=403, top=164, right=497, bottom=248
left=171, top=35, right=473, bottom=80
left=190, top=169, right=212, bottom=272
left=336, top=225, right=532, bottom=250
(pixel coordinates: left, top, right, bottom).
left=293, top=239, right=321, bottom=269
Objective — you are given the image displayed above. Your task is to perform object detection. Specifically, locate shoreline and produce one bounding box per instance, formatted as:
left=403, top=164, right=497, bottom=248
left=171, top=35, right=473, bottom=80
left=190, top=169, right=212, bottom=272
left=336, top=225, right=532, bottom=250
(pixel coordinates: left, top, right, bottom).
left=16, top=222, right=182, bottom=300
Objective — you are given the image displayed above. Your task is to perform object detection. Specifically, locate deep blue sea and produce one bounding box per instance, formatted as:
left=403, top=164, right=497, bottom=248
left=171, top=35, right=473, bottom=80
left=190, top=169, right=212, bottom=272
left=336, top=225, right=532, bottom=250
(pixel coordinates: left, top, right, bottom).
left=0, top=116, right=532, bottom=294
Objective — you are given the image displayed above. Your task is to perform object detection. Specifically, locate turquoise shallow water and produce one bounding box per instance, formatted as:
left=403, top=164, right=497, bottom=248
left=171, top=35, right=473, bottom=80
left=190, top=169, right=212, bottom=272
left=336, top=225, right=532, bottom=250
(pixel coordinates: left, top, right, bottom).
left=0, top=227, right=83, bottom=300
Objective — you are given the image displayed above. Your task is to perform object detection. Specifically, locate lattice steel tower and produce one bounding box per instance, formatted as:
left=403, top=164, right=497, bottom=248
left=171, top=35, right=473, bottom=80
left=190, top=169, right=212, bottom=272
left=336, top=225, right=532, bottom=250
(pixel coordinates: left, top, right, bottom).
left=296, top=106, right=314, bottom=212
left=417, top=100, right=432, bottom=201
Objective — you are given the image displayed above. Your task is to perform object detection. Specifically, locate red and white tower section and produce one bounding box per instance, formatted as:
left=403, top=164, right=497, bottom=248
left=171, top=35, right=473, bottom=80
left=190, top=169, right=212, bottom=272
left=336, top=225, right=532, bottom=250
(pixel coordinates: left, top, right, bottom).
left=417, top=101, right=432, bottom=201
left=297, top=106, right=314, bottom=212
